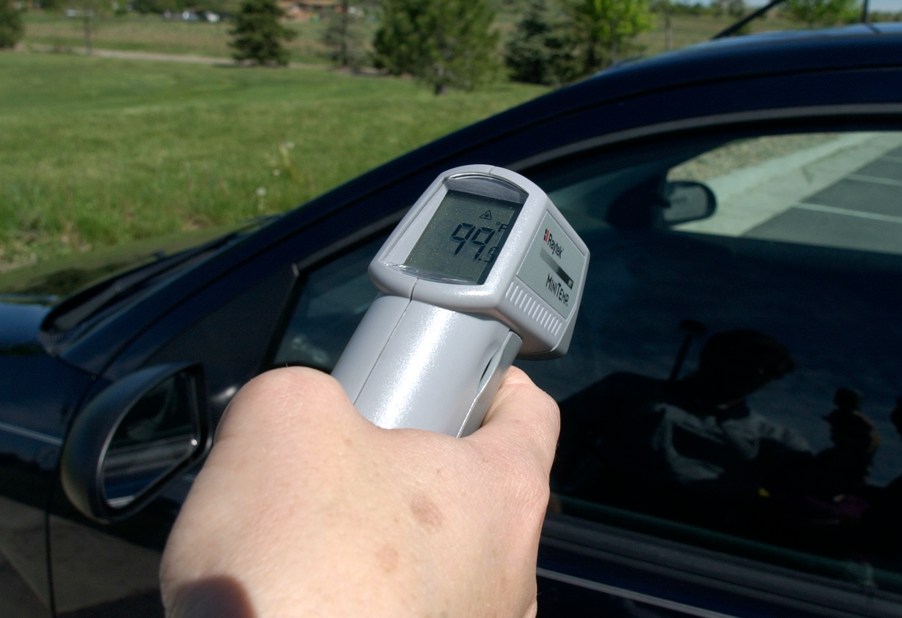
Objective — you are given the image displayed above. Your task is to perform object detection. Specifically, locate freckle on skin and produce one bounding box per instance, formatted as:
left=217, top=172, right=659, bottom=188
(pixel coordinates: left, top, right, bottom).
left=410, top=494, right=444, bottom=530
left=376, top=544, right=400, bottom=573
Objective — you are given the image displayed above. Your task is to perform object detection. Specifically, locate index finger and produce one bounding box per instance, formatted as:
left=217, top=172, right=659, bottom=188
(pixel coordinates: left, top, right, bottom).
left=470, top=366, right=560, bottom=477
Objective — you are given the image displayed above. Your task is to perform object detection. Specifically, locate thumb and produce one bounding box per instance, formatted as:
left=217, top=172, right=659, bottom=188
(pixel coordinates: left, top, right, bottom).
left=471, top=366, right=560, bottom=478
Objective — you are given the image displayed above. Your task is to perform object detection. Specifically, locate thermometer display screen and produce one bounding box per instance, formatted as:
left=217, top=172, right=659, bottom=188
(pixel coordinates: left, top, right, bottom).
left=404, top=189, right=521, bottom=284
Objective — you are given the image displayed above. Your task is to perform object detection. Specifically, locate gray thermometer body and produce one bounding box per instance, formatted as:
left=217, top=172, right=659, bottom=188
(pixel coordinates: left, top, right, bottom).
left=332, top=165, right=589, bottom=436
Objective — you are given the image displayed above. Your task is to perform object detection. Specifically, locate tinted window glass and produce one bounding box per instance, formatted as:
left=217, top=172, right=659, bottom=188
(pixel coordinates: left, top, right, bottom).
left=273, top=236, right=382, bottom=371
left=529, top=130, right=902, bottom=591
left=269, top=130, right=902, bottom=594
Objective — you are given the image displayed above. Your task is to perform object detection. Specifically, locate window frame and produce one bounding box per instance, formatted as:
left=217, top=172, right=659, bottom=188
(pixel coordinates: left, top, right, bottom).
left=525, top=118, right=902, bottom=615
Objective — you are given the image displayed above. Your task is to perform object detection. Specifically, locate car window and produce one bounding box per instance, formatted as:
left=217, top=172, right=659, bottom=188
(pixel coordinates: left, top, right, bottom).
left=531, top=129, right=902, bottom=594
left=272, top=236, right=383, bottom=371
left=270, top=129, right=902, bottom=597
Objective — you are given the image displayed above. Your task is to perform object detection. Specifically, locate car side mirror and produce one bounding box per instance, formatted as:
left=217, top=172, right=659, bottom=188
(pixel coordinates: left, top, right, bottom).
left=61, top=363, right=210, bottom=523
left=663, top=180, right=717, bottom=225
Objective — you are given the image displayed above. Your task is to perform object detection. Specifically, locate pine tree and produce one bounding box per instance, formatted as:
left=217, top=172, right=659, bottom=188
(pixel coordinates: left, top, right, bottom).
left=322, top=0, right=368, bottom=71
left=374, top=0, right=500, bottom=95
left=783, top=0, right=860, bottom=27
left=229, top=0, right=296, bottom=67
left=564, top=0, right=653, bottom=75
left=505, top=0, right=577, bottom=86
left=0, top=0, right=24, bottom=50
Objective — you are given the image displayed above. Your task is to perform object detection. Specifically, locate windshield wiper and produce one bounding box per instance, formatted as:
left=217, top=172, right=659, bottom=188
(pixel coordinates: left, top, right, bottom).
left=46, top=251, right=196, bottom=333
left=45, top=227, right=249, bottom=334
left=714, top=0, right=872, bottom=39
left=43, top=214, right=279, bottom=335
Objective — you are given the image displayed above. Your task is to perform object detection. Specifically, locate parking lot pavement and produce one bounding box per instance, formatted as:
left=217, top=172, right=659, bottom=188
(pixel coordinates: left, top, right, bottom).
left=49, top=514, right=163, bottom=615
left=678, top=132, right=902, bottom=245
left=0, top=557, right=47, bottom=618
left=749, top=139, right=902, bottom=254
left=0, top=497, right=51, bottom=617
left=1, top=493, right=165, bottom=616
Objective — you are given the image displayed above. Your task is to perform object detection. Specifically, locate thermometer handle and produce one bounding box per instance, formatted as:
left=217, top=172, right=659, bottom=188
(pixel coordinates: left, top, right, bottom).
left=332, top=295, right=522, bottom=436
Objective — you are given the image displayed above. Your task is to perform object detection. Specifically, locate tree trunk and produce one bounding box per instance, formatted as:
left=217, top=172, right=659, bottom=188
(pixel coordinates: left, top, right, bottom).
left=82, top=13, right=93, bottom=55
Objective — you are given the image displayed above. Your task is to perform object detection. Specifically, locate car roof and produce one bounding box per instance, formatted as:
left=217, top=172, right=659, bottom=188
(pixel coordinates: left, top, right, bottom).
left=563, top=23, right=902, bottom=111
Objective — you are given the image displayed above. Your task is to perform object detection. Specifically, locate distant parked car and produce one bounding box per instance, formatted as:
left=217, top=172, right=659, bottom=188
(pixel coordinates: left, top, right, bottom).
left=3, top=23, right=902, bottom=617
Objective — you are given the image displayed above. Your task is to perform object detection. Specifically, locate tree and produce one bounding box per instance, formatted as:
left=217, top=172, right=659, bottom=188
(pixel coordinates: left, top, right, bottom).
left=63, top=0, right=108, bottom=55
left=229, top=0, right=296, bottom=67
left=373, top=0, right=500, bottom=95
left=712, top=0, right=745, bottom=17
left=651, top=0, right=673, bottom=50
left=322, top=0, right=368, bottom=71
left=0, top=0, right=23, bottom=50
left=505, top=0, right=578, bottom=85
left=563, top=0, right=653, bottom=76
left=783, top=0, right=859, bottom=26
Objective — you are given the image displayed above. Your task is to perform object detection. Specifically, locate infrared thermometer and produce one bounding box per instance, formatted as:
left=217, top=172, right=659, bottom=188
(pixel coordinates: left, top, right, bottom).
left=331, top=165, right=589, bottom=436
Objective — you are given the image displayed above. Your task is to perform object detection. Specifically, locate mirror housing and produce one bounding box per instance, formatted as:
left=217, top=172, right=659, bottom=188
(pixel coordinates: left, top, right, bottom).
left=663, top=180, right=717, bottom=225
left=61, top=363, right=210, bottom=523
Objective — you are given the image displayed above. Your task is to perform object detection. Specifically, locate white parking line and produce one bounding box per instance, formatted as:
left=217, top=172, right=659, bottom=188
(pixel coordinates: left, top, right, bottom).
left=676, top=132, right=902, bottom=237
left=795, top=202, right=902, bottom=225
left=847, top=173, right=902, bottom=188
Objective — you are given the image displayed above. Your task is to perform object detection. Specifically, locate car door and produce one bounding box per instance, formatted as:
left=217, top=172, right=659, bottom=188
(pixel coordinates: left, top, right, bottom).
left=46, top=264, right=300, bottom=616
left=525, top=123, right=902, bottom=615
left=141, top=121, right=900, bottom=617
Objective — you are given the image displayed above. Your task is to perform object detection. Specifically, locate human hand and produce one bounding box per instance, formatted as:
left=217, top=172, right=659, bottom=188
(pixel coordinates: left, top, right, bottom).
left=159, top=366, right=559, bottom=617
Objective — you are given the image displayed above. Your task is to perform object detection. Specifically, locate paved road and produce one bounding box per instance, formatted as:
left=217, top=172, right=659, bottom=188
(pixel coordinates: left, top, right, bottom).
left=747, top=137, right=902, bottom=255
left=680, top=132, right=902, bottom=255
left=22, top=44, right=327, bottom=69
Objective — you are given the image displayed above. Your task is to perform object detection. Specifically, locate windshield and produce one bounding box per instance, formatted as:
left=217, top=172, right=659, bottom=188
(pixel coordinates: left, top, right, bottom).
left=713, top=0, right=871, bottom=39
left=38, top=218, right=272, bottom=336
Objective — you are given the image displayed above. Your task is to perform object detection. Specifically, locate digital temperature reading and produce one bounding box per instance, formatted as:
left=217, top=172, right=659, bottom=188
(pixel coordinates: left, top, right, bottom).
left=404, top=190, right=521, bottom=284
left=332, top=165, right=589, bottom=437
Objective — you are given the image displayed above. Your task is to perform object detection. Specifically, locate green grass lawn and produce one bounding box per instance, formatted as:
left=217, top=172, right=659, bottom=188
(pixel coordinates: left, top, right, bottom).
left=23, top=13, right=234, bottom=58
left=0, top=51, right=545, bottom=270
left=1, top=8, right=828, bottom=274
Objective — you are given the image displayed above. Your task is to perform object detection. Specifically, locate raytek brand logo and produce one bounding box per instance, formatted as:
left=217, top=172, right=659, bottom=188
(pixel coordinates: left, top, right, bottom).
left=543, top=229, right=564, bottom=258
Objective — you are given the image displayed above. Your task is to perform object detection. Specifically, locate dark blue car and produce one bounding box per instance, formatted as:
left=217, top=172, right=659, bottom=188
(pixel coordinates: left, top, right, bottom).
left=2, top=23, right=902, bottom=617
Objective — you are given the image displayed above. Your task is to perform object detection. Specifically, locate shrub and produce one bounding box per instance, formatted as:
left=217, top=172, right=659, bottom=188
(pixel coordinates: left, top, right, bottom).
left=0, top=0, right=24, bottom=50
